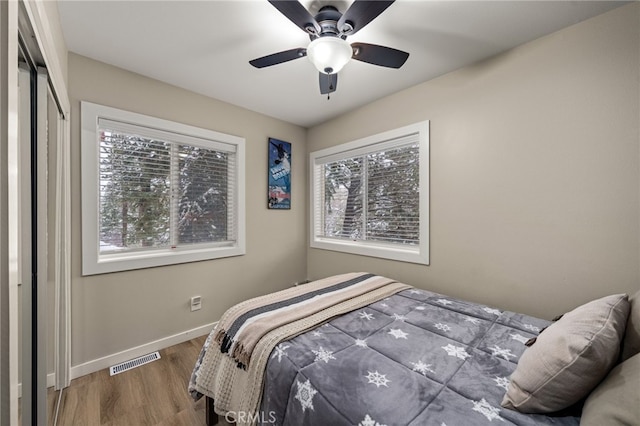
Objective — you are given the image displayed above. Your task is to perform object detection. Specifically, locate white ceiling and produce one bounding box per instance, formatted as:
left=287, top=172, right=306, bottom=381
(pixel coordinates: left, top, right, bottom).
left=57, top=0, right=627, bottom=128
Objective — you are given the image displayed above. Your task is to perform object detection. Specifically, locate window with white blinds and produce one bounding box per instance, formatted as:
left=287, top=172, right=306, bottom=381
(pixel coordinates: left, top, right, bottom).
left=81, top=102, right=245, bottom=275
left=310, top=121, right=429, bottom=264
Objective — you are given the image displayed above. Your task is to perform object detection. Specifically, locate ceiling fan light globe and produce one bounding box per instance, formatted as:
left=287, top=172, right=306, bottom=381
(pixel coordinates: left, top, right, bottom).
left=307, top=37, right=352, bottom=74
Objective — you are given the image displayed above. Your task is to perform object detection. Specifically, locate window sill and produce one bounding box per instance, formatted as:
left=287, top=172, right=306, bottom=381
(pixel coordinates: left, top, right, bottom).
left=82, top=244, right=245, bottom=276
left=310, top=238, right=429, bottom=265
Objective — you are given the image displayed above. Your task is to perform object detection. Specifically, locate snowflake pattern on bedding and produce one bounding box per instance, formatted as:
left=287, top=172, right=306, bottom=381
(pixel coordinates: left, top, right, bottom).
left=359, top=311, right=375, bottom=321
left=524, top=323, right=541, bottom=332
left=509, top=333, right=529, bottom=344
left=392, top=313, right=407, bottom=321
left=483, top=307, right=502, bottom=316
left=489, top=345, right=516, bottom=361
left=387, top=328, right=408, bottom=339
left=312, top=347, right=336, bottom=364
left=294, top=379, right=317, bottom=413
left=253, top=288, right=579, bottom=426
left=472, top=399, right=505, bottom=422
left=442, top=344, right=470, bottom=360
left=365, top=371, right=391, bottom=388
left=435, top=323, right=451, bottom=333
left=358, top=414, right=387, bottom=426
left=493, top=376, right=510, bottom=391
left=355, top=339, right=368, bottom=348
left=271, top=343, right=289, bottom=363
left=411, top=360, right=435, bottom=376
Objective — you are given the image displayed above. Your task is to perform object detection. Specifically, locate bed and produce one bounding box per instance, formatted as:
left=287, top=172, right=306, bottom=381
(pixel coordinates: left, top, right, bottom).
left=189, top=273, right=639, bottom=426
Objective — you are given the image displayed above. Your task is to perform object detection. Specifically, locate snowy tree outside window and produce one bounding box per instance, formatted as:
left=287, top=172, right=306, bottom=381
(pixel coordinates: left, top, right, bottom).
left=310, top=121, right=429, bottom=265
left=81, top=102, right=245, bottom=275
left=323, top=144, right=419, bottom=245
left=99, top=131, right=232, bottom=251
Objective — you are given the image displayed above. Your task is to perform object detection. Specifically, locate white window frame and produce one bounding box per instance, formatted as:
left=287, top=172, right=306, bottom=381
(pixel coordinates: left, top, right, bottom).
left=310, top=121, right=429, bottom=265
left=81, top=101, right=246, bottom=275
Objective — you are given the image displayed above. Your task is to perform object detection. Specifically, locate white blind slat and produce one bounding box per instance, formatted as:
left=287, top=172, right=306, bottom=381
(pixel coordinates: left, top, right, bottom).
left=99, top=118, right=237, bottom=153
left=315, top=135, right=418, bottom=164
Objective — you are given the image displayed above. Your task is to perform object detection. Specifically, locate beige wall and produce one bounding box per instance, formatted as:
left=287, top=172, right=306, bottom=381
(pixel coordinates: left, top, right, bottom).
left=68, top=53, right=307, bottom=367
left=307, top=3, right=640, bottom=319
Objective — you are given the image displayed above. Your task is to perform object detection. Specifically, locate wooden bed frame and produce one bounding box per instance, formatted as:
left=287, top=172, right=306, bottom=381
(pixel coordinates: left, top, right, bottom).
left=206, top=396, right=219, bottom=425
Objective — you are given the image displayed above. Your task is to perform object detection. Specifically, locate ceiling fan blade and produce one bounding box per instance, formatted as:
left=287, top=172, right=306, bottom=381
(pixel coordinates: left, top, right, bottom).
left=338, top=0, right=395, bottom=35
left=351, top=42, right=409, bottom=68
left=268, top=0, right=321, bottom=35
left=319, top=73, right=338, bottom=95
left=249, top=48, right=307, bottom=68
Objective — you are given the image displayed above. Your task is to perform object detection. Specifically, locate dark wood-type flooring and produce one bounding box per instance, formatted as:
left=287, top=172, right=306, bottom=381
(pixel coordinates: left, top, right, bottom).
left=48, top=335, right=231, bottom=426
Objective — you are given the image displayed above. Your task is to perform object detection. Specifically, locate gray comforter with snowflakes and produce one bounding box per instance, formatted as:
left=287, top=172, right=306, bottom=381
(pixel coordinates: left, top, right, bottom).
left=258, top=288, right=580, bottom=426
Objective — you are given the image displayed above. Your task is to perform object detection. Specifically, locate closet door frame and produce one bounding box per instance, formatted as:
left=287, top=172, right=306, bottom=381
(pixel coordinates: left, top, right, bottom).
left=1, top=1, right=20, bottom=424
left=2, top=1, right=71, bottom=424
left=17, top=58, right=49, bottom=426
left=21, top=0, right=73, bottom=399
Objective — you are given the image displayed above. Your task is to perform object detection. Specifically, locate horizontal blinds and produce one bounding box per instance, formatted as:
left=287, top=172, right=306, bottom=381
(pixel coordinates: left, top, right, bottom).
left=322, top=158, right=363, bottom=240
left=98, top=121, right=236, bottom=254
left=177, top=144, right=233, bottom=245
left=366, top=143, right=419, bottom=245
left=318, top=137, right=420, bottom=246
left=99, top=132, right=171, bottom=251
left=315, top=133, right=418, bottom=165
left=99, top=118, right=237, bottom=153
left=312, top=164, right=324, bottom=239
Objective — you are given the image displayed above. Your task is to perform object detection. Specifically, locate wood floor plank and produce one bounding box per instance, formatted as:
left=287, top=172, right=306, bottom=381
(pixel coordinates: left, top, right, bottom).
left=99, top=366, right=146, bottom=424
left=101, top=404, right=152, bottom=426
left=56, top=379, right=101, bottom=426
left=138, top=354, right=181, bottom=423
left=55, top=334, right=212, bottom=425
left=48, top=388, right=59, bottom=425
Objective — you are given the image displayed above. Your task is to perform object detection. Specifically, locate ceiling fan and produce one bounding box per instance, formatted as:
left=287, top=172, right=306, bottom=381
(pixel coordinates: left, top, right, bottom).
left=249, top=0, right=409, bottom=97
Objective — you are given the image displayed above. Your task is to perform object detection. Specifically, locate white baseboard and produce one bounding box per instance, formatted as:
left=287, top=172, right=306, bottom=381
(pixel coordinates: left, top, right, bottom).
left=18, top=373, right=56, bottom=397
left=70, top=321, right=217, bottom=380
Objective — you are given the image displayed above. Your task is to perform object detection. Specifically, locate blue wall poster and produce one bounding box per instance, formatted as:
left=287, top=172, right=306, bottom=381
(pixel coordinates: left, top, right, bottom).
left=268, top=138, right=291, bottom=209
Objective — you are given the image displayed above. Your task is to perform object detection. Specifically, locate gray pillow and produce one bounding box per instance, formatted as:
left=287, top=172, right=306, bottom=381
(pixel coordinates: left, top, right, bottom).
left=581, top=352, right=640, bottom=425
left=621, top=290, right=640, bottom=361
left=501, top=294, right=630, bottom=413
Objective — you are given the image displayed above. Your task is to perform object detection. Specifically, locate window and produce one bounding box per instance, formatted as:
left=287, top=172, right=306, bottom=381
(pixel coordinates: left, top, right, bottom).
left=81, top=102, right=245, bottom=275
left=310, top=121, right=429, bottom=264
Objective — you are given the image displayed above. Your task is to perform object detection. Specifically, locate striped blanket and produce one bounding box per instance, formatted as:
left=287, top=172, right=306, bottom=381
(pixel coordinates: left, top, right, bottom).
left=214, top=272, right=403, bottom=368
left=190, top=272, right=411, bottom=424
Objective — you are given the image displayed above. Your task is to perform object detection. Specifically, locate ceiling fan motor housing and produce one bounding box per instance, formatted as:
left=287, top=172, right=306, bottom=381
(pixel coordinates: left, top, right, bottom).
left=311, top=5, right=350, bottom=38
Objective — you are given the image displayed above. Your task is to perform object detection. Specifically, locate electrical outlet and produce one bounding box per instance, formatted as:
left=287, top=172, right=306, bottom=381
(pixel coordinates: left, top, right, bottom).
left=190, top=296, right=202, bottom=312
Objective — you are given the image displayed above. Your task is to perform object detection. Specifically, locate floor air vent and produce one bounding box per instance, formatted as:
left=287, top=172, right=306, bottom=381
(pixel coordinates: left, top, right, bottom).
left=109, top=351, right=161, bottom=376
